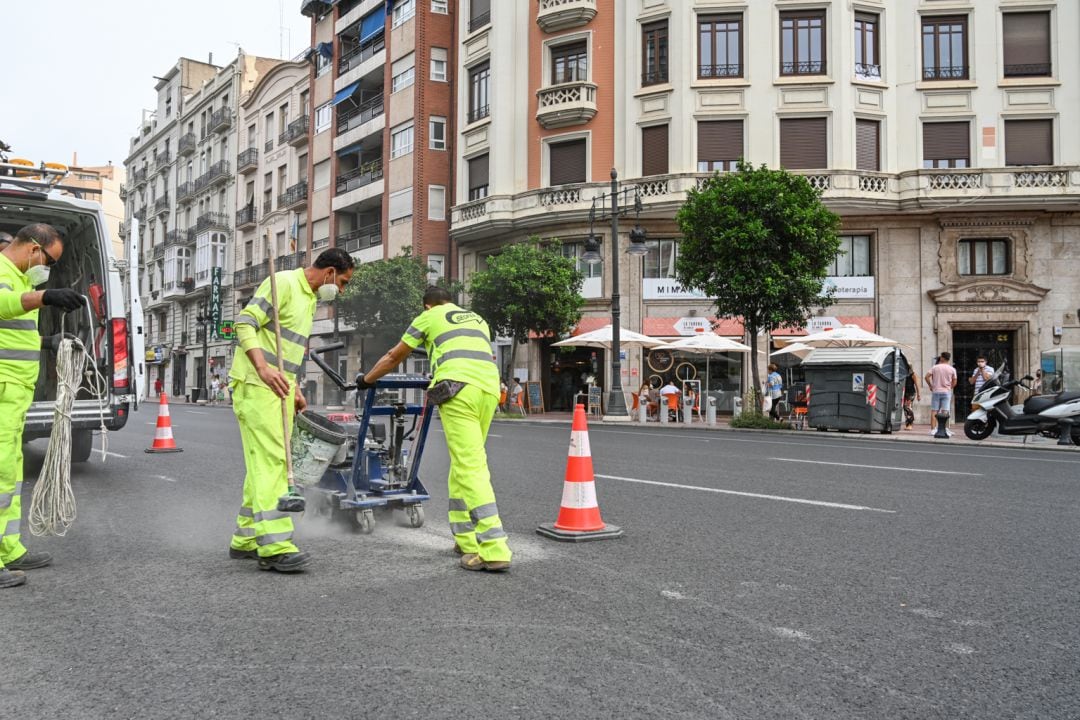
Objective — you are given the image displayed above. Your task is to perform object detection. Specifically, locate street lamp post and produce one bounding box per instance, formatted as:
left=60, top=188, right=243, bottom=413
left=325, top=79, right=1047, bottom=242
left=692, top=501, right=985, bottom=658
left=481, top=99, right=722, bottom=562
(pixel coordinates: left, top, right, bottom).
left=582, top=168, right=649, bottom=421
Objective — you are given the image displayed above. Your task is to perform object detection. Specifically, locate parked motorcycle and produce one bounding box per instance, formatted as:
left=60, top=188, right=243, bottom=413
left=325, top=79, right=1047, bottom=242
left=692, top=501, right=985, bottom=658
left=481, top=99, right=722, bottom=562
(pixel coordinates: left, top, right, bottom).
left=964, top=371, right=1080, bottom=443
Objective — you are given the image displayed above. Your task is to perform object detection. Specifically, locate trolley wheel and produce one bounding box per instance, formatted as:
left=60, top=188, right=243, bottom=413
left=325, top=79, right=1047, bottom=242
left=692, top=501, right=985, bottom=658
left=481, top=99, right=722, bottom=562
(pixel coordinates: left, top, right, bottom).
left=405, top=504, right=425, bottom=528
left=353, top=509, right=375, bottom=534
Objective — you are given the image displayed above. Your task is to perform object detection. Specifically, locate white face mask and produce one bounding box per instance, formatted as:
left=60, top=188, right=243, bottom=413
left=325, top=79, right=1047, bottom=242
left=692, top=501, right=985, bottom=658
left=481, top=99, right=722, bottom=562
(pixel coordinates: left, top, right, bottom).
left=26, top=254, right=51, bottom=287
left=317, top=270, right=339, bottom=302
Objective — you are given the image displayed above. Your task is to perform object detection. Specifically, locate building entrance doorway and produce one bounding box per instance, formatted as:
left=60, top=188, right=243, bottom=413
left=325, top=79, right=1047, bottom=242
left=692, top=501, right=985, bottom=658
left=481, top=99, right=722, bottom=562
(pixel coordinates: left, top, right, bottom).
left=952, top=329, right=1015, bottom=414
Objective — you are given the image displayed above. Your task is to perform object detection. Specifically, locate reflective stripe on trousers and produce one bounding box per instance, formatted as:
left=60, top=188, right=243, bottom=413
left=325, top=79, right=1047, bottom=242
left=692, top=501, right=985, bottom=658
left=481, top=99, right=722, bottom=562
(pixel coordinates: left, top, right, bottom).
left=441, top=384, right=511, bottom=562
left=0, top=382, right=32, bottom=565
left=229, top=381, right=299, bottom=557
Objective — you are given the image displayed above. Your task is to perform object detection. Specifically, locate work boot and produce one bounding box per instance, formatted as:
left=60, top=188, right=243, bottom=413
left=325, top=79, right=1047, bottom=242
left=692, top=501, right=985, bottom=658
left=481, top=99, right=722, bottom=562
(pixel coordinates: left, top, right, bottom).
left=0, top=568, right=27, bottom=588
left=7, top=550, right=52, bottom=570
left=258, top=551, right=310, bottom=573
left=228, top=547, right=258, bottom=560
left=459, top=553, right=510, bottom=573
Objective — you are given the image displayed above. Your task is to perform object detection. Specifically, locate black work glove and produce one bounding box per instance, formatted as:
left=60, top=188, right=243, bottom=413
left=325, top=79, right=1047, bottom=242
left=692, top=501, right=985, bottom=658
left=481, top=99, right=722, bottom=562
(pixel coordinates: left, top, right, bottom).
left=43, top=332, right=78, bottom=353
left=42, top=289, right=84, bottom=312
left=356, top=371, right=376, bottom=390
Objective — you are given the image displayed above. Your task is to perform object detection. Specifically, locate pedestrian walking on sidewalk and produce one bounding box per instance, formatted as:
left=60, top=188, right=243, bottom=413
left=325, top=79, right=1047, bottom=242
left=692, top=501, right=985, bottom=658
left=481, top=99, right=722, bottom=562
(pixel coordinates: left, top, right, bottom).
left=903, top=366, right=921, bottom=429
left=925, top=353, right=957, bottom=436
left=765, top=364, right=784, bottom=421
left=358, top=286, right=512, bottom=573
left=227, top=248, right=354, bottom=573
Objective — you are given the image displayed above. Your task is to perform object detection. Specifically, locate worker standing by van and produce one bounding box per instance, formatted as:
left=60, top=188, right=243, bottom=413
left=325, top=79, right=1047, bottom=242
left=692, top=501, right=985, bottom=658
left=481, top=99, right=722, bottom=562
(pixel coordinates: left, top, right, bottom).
left=359, top=286, right=512, bottom=572
left=0, top=224, right=84, bottom=588
left=227, top=248, right=353, bottom=573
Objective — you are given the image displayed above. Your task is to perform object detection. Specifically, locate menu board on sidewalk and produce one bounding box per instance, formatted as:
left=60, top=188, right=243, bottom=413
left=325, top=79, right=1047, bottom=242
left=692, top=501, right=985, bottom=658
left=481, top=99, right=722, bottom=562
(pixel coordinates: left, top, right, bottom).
left=525, top=381, right=544, bottom=414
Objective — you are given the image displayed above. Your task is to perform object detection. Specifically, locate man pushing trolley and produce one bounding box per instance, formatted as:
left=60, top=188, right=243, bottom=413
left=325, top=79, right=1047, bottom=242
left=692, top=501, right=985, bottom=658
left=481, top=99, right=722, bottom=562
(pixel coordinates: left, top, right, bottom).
left=227, top=247, right=353, bottom=573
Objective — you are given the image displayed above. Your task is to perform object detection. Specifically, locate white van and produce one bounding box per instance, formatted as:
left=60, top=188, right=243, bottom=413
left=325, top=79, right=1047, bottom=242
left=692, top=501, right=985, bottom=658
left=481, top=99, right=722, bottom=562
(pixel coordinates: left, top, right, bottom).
left=0, top=162, right=144, bottom=461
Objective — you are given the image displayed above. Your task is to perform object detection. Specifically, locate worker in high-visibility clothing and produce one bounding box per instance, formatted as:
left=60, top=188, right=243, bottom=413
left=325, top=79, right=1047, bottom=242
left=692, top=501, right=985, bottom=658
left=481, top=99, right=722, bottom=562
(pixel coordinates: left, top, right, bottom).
left=360, top=286, right=511, bottom=572
left=0, top=224, right=85, bottom=589
left=227, top=248, right=354, bottom=573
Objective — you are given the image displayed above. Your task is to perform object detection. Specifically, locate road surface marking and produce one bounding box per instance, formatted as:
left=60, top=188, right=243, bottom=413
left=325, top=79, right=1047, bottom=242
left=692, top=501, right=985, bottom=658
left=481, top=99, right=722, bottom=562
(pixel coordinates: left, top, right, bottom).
left=594, top=473, right=896, bottom=513
left=100, top=451, right=127, bottom=459
left=771, top=458, right=982, bottom=476
left=186, top=410, right=208, bottom=415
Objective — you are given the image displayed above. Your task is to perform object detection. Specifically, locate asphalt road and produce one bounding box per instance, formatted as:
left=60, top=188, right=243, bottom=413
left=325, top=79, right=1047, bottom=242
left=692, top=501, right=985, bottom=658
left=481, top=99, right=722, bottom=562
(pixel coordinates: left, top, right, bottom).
left=7, top=405, right=1079, bottom=719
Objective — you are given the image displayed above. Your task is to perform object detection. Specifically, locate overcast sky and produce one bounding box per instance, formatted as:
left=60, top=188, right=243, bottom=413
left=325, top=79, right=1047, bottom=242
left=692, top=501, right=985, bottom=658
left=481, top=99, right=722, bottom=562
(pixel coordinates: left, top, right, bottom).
left=1, top=0, right=310, bottom=169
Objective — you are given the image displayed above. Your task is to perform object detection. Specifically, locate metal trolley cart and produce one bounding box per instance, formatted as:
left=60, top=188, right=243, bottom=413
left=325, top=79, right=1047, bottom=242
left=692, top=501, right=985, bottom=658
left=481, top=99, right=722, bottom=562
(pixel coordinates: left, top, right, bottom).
left=307, top=342, right=433, bottom=534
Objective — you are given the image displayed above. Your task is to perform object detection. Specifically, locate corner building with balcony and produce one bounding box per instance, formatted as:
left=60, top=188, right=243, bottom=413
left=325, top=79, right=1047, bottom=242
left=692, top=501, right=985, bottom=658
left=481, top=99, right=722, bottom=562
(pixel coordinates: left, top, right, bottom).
left=126, top=53, right=283, bottom=402
left=450, top=0, right=1080, bottom=419
left=301, top=0, right=457, bottom=403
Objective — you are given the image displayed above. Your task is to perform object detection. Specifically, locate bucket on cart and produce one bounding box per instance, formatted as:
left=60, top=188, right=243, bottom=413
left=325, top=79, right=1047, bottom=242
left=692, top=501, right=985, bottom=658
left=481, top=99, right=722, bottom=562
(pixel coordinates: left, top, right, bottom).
left=291, top=411, right=349, bottom=485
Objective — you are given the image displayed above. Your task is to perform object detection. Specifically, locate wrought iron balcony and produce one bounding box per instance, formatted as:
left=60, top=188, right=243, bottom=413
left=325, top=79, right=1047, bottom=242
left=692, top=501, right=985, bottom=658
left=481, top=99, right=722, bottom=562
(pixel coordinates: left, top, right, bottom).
left=154, top=194, right=170, bottom=215
left=195, top=211, right=230, bottom=233
left=176, top=181, right=193, bottom=203
left=164, top=229, right=186, bottom=247
left=536, top=0, right=596, bottom=33
left=119, top=184, right=128, bottom=200
left=134, top=207, right=147, bottom=222
left=780, top=60, right=826, bottom=76
left=154, top=151, right=171, bottom=173
left=132, top=167, right=149, bottom=187
left=467, top=105, right=490, bottom=124
left=178, top=133, right=197, bottom=156
left=335, top=159, right=383, bottom=195
left=468, top=9, right=490, bottom=33
left=236, top=204, right=257, bottom=228
left=181, top=277, right=196, bottom=293
left=642, top=68, right=669, bottom=86
left=535, top=81, right=597, bottom=129
left=279, top=180, right=308, bottom=210
left=337, top=222, right=381, bottom=253
left=233, top=251, right=307, bottom=287
left=152, top=243, right=166, bottom=260
left=337, top=93, right=384, bottom=134
left=699, top=63, right=742, bottom=79
left=1004, top=63, right=1051, bottom=78
left=922, top=65, right=968, bottom=81
left=237, top=147, right=258, bottom=173
left=210, top=107, right=234, bottom=133
left=339, top=34, right=385, bottom=74
left=206, top=160, right=230, bottom=187
left=284, top=116, right=309, bottom=146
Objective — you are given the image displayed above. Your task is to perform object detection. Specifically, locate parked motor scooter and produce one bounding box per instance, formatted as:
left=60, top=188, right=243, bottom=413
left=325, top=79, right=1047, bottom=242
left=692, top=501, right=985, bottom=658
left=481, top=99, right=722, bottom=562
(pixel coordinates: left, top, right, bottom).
left=964, top=370, right=1080, bottom=443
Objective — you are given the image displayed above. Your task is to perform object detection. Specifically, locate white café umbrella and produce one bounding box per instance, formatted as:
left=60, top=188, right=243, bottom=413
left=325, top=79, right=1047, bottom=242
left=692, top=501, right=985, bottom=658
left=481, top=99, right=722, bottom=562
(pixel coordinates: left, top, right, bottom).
left=662, top=332, right=752, bottom=395
left=798, top=324, right=901, bottom=348
left=770, top=341, right=815, bottom=359
left=551, top=324, right=671, bottom=350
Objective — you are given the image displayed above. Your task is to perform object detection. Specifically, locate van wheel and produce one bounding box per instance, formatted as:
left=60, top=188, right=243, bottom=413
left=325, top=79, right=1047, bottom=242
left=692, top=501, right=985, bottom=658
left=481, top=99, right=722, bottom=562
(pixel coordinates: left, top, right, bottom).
left=71, top=430, right=94, bottom=463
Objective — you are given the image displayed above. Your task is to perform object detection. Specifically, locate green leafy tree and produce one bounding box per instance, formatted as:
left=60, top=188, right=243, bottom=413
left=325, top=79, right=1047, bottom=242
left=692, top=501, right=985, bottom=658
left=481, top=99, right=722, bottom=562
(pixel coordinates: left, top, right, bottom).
left=675, top=161, right=841, bottom=408
left=338, top=248, right=430, bottom=357
left=468, top=238, right=585, bottom=378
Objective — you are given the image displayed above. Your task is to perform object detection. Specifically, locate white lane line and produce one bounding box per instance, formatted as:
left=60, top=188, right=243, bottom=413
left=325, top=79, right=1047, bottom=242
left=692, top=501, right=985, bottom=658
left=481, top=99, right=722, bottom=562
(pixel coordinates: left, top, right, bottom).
left=100, top=451, right=128, bottom=459
left=771, top=458, right=982, bottom=476
left=595, top=473, right=897, bottom=513
left=186, top=410, right=208, bottom=415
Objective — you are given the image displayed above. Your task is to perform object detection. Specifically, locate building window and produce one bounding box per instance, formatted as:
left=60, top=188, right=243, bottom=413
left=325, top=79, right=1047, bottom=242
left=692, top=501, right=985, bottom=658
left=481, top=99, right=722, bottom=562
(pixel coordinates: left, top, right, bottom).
left=389, top=187, right=414, bottom=223
left=856, top=119, right=881, bottom=171
left=779, top=117, right=828, bottom=169
left=1004, top=119, right=1053, bottom=166
left=392, top=0, right=415, bottom=28
left=431, top=47, right=448, bottom=82
left=854, top=13, right=880, bottom=79
left=548, top=139, right=587, bottom=186
left=315, top=50, right=331, bottom=77
left=643, top=239, right=678, bottom=279
left=642, top=21, right=668, bottom=86
left=780, top=10, right=826, bottom=76
left=432, top=0, right=448, bottom=13
left=697, top=120, right=743, bottom=172
left=922, top=16, right=968, bottom=80
left=468, top=62, right=490, bottom=123
left=390, top=123, right=415, bottom=159
left=392, top=53, right=416, bottom=93
left=429, top=116, right=447, bottom=150
left=1003, top=12, right=1051, bottom=78
left=551, top=40, right=588, bottom=85
left=315, top=103, right=332, bottom=134
left=469, top=0, right=490, bottom=33
left=428, top=185, right=446, bottom=221
left=922, top=121, right=969, bottom=168
left=468, top=154, right=489, bottom=200
left=828, top=235, right=872, bottom=276
left=958, top=239, right=1010, bottom=276
left=641, top=125, right=669, bottom=176
left=699, top=14, right=742, bottom=78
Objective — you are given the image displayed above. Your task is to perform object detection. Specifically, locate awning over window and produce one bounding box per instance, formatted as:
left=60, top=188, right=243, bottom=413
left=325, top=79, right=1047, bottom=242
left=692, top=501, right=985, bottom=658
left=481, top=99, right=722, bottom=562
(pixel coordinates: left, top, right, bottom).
left=360, top=5, right=386, bottom=43
left=642, top=317, right=745, bottom=338
left=772, top=316, right=876, bottom=336
left=333, top=81, right=361, bottom=105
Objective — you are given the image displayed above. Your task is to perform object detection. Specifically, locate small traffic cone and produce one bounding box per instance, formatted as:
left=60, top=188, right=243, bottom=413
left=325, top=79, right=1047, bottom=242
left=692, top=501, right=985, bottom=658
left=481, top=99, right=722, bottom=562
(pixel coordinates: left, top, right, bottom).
left=537, top=404, right=622, bottom=542
left=145, top=393, right=183, bottom=453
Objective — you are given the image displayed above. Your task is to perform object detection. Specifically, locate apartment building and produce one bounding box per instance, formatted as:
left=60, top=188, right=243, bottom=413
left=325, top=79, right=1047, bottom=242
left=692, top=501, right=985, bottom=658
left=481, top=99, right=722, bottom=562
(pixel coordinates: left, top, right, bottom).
left=125, top=54, right=281, bottom=401
left=58, top=159, right=127, bottom=259
left=301, top=0, right=457, bottom=403
left=450, top=0, right=1080, bottom=417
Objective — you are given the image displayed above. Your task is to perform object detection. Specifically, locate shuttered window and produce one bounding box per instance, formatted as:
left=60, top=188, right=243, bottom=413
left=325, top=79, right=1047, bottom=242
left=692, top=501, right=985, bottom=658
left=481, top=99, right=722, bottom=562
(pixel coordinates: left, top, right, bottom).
left=779, top=117, right=827, bottom=169
left=388, top=186, right=413, bottom=222
left=922, top=122, right=970, bottom=168
left=1003, top=13, right=1051, bottom=77
left=855, top=119, right=880, bottom=171
left=468, top=154, right=489, bottom=200
left=1005, top=119, right=1053, bottom=166
left=697, top=120, right=743, bottom=172
left=641, top=125, right=669, bottom=176
left=549, top=139, right=587, bottom=185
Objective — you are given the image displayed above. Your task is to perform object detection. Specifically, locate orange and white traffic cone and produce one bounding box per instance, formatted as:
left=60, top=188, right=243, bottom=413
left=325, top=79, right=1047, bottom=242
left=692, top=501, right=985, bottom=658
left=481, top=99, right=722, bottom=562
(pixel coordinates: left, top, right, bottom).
left=145, top=393, right=183, bottom=453
left=537, top=403, right=622, bottom=542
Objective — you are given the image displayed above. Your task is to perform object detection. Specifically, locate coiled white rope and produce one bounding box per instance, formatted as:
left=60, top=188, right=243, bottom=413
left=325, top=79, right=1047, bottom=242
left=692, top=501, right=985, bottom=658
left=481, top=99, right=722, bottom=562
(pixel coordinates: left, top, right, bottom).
left=29, top=334, right=109, bottom=537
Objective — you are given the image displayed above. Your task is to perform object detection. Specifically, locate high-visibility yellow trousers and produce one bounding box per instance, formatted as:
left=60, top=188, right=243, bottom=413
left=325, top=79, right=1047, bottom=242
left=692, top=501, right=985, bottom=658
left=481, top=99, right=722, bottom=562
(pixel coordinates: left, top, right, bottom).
left=0, top=381, right=33, bottom=567
left=229, top=381, right=299, bottom=558
left=441, top=383, right=512, bottom=563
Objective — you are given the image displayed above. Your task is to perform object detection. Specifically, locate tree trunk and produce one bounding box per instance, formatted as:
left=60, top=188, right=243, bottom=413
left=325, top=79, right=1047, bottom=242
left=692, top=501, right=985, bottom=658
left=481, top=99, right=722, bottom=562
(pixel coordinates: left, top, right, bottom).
left=748, top=322, right=763, bottom=414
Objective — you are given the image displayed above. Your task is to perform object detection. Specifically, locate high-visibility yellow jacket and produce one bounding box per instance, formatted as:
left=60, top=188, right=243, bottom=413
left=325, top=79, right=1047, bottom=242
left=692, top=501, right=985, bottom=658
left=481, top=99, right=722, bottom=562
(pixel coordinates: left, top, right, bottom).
left=401, top=303, right=499, bottom=398
left=0, top=253, right=40, bottom=389
left=230, top=269, right=315, bottom=386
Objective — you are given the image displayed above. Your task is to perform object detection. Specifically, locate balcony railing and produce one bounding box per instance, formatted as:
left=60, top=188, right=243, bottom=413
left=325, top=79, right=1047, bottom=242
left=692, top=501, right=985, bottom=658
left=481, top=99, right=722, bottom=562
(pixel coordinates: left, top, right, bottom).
left=284, top=115, right=309, bottom=145
left=642, top=68, right=669, bottom=86
left=154, top=151, right=171, bottom=173
left=339, top=34, right=385, bottom=74
left=337, top=222, right=382, bottom=252
left=178, top=133, right=197, bottom=156
left=337, top=93, right=384, bottom=134
left=535, top=81, right=597, bottom=129
left=132, top=167, right=148, bottom=186
left=233, top=251, right=308, bottom=287
left=164, top=229, right=186, bottom=246
left=467, top=105, right=490, bottom=124
left=780, top=60, right=825, bottom=75
left=176, top=181, right=194, bottom=203
left=335, top=159, right=383, bottom=195
left=536, top=0, right=596, bottom=33
left=923, top=65, right=968, bottom=81
left=854, top=63, right=881, bottom=80
left=237, top=147, right=258, bottom=173
left=1004, top=63, right=1051, bottom=78
left=210, top=107, right=233, bottom=133
left=236, top=204, right=257, bottom=228
left=195, top=211, right=230, bottom=233
left=699, top=63, right=742, bottom=79
left=154, top=194, right=170, bottom=215
left=279, top=180, right=308, bottom=210
left=195, top=161, right=231, bottom=192
left=468, top=10, right=490, bottom=33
